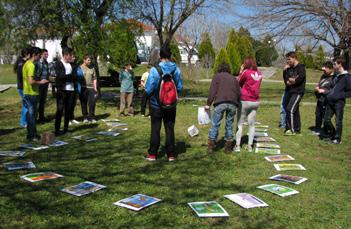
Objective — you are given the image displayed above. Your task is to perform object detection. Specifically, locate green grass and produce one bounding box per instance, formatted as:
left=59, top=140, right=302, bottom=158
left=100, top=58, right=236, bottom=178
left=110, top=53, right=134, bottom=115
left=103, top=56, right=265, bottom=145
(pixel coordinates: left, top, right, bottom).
left=0, top=82, right=350, bottom=228
left=0, top=64, right=16, bottom=84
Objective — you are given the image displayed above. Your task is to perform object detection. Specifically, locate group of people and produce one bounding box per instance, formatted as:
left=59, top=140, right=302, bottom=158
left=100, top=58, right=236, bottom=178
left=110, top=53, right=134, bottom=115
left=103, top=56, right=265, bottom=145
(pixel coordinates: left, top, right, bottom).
left=14, top=47, right=98, bottom=141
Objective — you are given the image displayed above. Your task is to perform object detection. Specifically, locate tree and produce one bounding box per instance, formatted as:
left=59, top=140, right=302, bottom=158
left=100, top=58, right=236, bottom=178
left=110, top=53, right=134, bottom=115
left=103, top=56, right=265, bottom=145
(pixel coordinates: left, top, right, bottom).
left=198, top=33, right=215, bottom=67
left=213, top=48, right=230, bottom=74
left=237, top=36, right=255, bottom=61
left=255, top=36, right=278, bottom=66
left=238, top=0, right=350, bottom=57
left=314, top=45, right=326, bottom=69
left=304, top=46, right=314, bottom=69
left=295, top=46, right=306, bottom=65
left=226, top=29, right=239, bottom=50
left=170, top=40, right=181, bottom=64
left=226, top=42, right=241, bottom=75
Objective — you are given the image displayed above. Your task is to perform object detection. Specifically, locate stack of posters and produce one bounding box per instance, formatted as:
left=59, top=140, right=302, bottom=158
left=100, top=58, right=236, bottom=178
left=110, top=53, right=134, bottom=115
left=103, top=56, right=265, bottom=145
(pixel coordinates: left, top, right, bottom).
left=257, top=184, right=299, bottom=197
left=256, top=143, right=281, bottom=149
left=224, top=193, right=268, bottom=209
left=274, top=164, right=306, bottom=171
left=4, top=161, right=36, bottom=171
left=20, top=172, right=63, bottom=182
left=49, top=140, right=68, bottom=147
left=188, top=201, right=229, bottom=218
left=72, top=135, right=97, bottom=142
left=61, top=181, right=106, bottom=196
left=269, top=174, right=308, bottom=185
left=254, top=136, right=276, bottom=142
left=253, top=132, right=269, bottom=137
left=106, top=122, right=128, bottom=128
left=20, top=144, right=49, bottom=151
left=255, top=148, right=281, bottom=155
left=101, top=119, right=120, bottom=123
left=114, top=194, right=161, bottom=211
left=255, top=125, right=269, bottom=129
left=96, top=131, right=120, bottom=137
left=264, top=155, right=295, bottom=162
left=0, top=151, right=25, bottom=157
left=187, top=125, right=199, bottom=137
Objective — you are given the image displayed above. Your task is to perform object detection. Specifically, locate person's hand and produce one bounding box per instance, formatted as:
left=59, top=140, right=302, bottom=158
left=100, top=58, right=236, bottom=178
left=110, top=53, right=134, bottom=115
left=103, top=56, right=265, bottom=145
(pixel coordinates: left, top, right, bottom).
left=40, top=79, right=49, bottom=84
left=204, top=105, right=210, bottom=111
left=315, top=86, right=320, bottom=91
left=318, top=88, right=326, bottom=94
left=239, top=64, right=244, bottom=73
left=283, top=64, right=290, bottom=70
left=288, top=78, right=296, bottom=84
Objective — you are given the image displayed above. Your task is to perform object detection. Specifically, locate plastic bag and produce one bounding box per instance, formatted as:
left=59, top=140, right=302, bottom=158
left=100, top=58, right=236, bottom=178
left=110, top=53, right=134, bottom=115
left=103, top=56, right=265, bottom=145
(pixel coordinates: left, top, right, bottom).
left=198, top=107, right=211, bottom=125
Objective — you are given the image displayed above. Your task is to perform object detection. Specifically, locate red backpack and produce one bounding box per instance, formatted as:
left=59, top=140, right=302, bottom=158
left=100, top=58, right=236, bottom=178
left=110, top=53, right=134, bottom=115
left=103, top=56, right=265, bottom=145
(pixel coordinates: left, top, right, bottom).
left=155, top=66, right=178, bottom=109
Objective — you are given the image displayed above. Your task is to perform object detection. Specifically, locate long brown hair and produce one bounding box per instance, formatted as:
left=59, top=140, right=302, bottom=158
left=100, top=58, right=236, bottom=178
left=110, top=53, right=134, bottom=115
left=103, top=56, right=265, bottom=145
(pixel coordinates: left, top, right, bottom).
left=243, top=57, right=258, bottom=71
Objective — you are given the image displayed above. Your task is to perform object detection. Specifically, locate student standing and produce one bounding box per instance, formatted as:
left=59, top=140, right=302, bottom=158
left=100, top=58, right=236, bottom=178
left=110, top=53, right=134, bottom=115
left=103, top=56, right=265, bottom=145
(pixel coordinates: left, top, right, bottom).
left=140, top=64, right=151, bottom=116
left=206, top=62, right=241, bottom=153
left=54, top=48, right=76, bottom=136
left=234, top=57, right=263, bottom=152
left=144, top=45, right=183, bottom=161
left=119, top=63, right=135, bottom=116
left=322, top=57, right=351, bottom=144
left=77, top=54, right=98, bottom=123
left=283, top=51, right=306, bottom=136
left=36, top=49, right=50, bottom=123
left=14, top=48, right=30, bottom=128
left=22, top=47, right=49, bottom=141
left=312, top=61, right=333, bottom=135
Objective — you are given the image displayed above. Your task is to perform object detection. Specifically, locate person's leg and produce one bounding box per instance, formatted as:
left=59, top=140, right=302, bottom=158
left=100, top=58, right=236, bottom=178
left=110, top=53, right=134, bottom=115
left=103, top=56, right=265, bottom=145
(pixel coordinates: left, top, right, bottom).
left=127, top=92, right=134, bottom=115
left=38, top=85, right=48, bottom=121
left=24, top=95, right=38, bottom=140
left=87, top=88, right=96, bottom=120
left=80, top=87, right=88, bottom=120
left=63, top=91, right=74, bottom=132
left=295, top=94, right=303, bottom=132
left=18, top=89, right=28, bottom=127
left=70, top=91, right=78, bottom=121
left=208, top=104, right=225, bottom=141
left=322, top=103, right=335, bottom=139
left=119, top=92, right=126, bottom=115
left=55, top=90, right=64, bottom=133
left=140, top=90, right=147, bottom=115
left=333, top=100, right=345, bottom=142
left=148, top=107, right=162, bottom=156
left=224, top=104, right=236, bottom=141
left=235, top=101, right=248, bottom=147
left=163, top=108, right=176, bottom=157
left=286, top=93, right=302, bottom=132
left=247, top=102, right=259, bottom=146
left=280, top=91, right=287, bottom=128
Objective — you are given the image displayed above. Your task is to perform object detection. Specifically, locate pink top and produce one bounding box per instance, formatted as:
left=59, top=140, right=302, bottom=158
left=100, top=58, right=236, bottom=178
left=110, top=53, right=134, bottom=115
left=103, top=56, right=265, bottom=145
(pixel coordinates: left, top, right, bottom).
left=238, top=69, right=263, bottom=102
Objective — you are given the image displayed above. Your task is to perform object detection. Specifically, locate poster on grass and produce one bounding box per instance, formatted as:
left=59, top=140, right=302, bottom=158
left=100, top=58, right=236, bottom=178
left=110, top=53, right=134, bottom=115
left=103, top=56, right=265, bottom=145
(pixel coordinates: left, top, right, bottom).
left=256, top=143, right=281, bottom=149
left=253, top=132, right=269, bottom=137
left=49, top=140, right=68, bottom=147
left=114, top=194, right=161, bottom=211
left=20, top=144, right=49, bottom=151
left=274, top=164, right=306, bottom=171
left=4, top=161, right=36, bottom=171
left=0, top=151, right=26, bottom=157
left=255, top=148, right=281, bottom=155
left=61, top=181, right=106, bottom=196
left=269, top=174, right=308, bottom=185
left=255, top=128, right=268, bottom=132
left=257, top=184, right=299, bottom=197
left=96, top=131, right=120, bottom=137
left=20, top=172, right=63, bottom=183
left=255, top=124, right=269, bottom=129
left=254, top=136, right=276, bottom=142
left=101, top=119, right=120, bottom=122
left=106, top=122, right=128, bottom=127
left=71, top=135, right=97, bottom=142
left=264, top=155, right=295, bottom=162
left=188, top=201, right=229, bottom=218
left=224, top=193, right=268, bottom=209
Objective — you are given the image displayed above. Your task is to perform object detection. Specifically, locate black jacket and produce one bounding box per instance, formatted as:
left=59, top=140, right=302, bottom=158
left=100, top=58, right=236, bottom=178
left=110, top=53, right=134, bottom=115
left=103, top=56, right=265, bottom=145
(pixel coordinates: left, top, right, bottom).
left=55, top=60, right=77, bottom=91
left=315, top=74, right=333, bottom=102
left=283, top=63, right=306, bottom=94
left=326, top=72, right=351, bottom=104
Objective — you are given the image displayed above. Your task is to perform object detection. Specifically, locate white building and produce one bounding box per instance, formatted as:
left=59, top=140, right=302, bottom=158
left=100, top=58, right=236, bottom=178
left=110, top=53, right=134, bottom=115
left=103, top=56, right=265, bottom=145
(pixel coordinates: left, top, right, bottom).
left=35, top=39, right=62, bottom=62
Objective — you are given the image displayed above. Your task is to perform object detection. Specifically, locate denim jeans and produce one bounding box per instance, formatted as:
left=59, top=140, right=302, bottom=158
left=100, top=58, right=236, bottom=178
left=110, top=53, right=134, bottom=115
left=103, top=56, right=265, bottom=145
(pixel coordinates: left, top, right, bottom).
left=280, top=91, right=288, bottom=128
left=18, top=89, right=28, bottom=127
left=208, top=103, right=237, bottom=141
left=24, top=95, right=38, bottom=140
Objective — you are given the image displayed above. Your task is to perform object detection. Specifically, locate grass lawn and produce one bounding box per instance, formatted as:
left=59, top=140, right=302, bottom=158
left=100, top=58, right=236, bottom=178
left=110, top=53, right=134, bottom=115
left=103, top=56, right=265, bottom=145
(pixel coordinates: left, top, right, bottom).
left=0, top=77, right=350, bottom=228
left=0, top=64, right=16, bottom=84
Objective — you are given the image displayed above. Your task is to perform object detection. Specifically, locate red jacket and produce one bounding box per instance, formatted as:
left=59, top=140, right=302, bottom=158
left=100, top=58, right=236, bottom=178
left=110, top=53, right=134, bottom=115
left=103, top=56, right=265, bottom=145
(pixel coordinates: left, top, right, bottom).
left=238, top=69, right=262, bottom=102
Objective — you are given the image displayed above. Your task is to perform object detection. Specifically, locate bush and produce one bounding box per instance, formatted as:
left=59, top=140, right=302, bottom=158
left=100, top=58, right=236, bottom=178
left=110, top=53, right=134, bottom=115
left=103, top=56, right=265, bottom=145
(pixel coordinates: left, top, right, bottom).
left=213, top=48, right=230, bottom=74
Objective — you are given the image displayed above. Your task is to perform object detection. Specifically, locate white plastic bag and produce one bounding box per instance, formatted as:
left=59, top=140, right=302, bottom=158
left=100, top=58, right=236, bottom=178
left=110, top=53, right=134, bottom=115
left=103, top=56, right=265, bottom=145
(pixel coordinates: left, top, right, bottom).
left=187, top=125, right=199, bottom=137
left=198, top=107, right=211, bottom=125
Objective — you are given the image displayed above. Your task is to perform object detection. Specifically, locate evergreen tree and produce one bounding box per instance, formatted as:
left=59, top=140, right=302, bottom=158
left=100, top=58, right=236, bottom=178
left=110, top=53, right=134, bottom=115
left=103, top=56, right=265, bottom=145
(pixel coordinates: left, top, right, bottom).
left=237, top=36, right=255, bottom=61
left=226, top=29, right=239, bottom=50
left=227, top=42, right=241, bottom=75
left=295, top=45, right=306, bottom=65
left=213, top=48, right=231, bottom=74
left=198, top=32, right=215, bottom=68
left=304, top=46, right=314, bottom=69
left=170, top=40, right=181, bottom=63
left=314, top=45, right=325, bottom=69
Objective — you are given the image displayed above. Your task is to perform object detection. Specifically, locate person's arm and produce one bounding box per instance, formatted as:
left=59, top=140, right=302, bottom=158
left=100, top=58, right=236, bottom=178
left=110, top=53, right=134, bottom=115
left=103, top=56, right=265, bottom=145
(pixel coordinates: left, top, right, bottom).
left=238, top=70, right=247, bottom=87
left=174, top=68, right=183, bottom=93
left=290, top=65, right=306, bottom=86
left=92, top=69, right=98, bottom=92
left=145, top=68, right=158, bottom=96
left=206, top=74, right=219, bottom=106
left=28, top=64, right=48, bottom=85
left=342, top=75, right=351, bottom=98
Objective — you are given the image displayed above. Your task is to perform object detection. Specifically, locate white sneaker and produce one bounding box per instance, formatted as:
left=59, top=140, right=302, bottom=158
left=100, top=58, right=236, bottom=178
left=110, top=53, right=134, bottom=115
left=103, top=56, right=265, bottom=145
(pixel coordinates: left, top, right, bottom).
left=72, top=119, right=80, bottom=124
left=69, top=121, right=73, bottom=126
left=247, top=145, right=253, bottom=153
left=91, top=119, right=97, bottom=123
left=233, top=145, right=241, bottom=152
left=83, top=119, right=89, bottom=123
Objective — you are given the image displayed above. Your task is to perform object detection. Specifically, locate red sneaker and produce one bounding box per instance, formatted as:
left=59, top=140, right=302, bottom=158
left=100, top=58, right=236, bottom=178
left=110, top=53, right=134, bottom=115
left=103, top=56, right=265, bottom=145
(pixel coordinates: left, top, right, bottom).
left=167, top=153, right=176, bottom=162
left=144, top=154, right=156, bottom=161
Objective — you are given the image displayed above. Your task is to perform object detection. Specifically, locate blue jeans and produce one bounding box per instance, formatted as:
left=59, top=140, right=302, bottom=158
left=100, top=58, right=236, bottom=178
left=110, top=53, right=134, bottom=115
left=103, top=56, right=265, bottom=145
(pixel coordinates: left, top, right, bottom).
left=280, top=91, right=288, bottom=128
left=18, top=89, right=28, bottom=127
left=208, top=103, right=237, bottom=141
left=24, top=95, right=38, bottom=140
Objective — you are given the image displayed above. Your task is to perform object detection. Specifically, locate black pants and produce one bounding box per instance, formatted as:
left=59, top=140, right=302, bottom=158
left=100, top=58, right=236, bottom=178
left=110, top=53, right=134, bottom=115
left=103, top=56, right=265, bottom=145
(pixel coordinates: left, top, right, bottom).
left=38, top=84, right=48, bottom=120
left=315, top=99, right=326, bottom=131
left=140, top=90, right=148, bottom=115
left=285, top=93, right=303, bottom=132
left=55, top=90, right=75, bottom=132
left=80, top=87, right=96, bottom=120
left=70, top=91, right=78, bottom=120
left=148, top=107, right=176, bottom=155
left=323, top=100, right=345, bottom=141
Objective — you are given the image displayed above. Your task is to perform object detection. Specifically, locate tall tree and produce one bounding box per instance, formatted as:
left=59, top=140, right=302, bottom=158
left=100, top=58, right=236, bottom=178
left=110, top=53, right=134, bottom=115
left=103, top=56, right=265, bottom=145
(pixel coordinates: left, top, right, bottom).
left=314, top=45, right=326, bottom=69
left=213, top=48, right=230, bottom=74
left=198, top=32, right=215, bottom=78
left=304, top=46, right=315, bottom=69
left=237, top=36, right=255, bottom=61
left=226, top=42, right=241, bottom=75
left=226, top=29, right=239, bottom=50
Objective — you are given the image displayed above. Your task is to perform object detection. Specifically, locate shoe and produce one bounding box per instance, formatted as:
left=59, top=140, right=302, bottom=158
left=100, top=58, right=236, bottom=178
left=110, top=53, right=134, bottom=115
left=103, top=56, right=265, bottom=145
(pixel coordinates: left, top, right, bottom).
left=28, top=137, right=40, bottom=143
left=311, top=130, right=320, bottom=136
left=284, top=130, right=296, bottom=136
left=90, top=119, right=97, bottom=123
left=224, top=140, right=233, bottom=153
left=69, top=121, right=72, bottom=126
left=328, top=139, right=341, bottom=144
left=141, top=114, right=145, bottom=117
left=83, top=119, right=89, bottom=123
left=233, top=145, right=241, bottom=152
left=128, top=113, right=134, bottom=117
left=72, top=119, right=80, bottom=124
left=167, top=153, right=176, bottom=162
left=144, top=154, right=156, bottom=161
left=207, top=139, right=215, bottom=153
left=246, top=145, right=253, bottom=152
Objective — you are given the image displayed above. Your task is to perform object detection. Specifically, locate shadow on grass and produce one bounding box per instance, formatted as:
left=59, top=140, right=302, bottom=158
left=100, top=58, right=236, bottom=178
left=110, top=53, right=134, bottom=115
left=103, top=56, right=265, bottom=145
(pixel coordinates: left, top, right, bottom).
left=0, top=127, right=22, bottom=136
